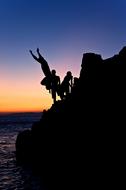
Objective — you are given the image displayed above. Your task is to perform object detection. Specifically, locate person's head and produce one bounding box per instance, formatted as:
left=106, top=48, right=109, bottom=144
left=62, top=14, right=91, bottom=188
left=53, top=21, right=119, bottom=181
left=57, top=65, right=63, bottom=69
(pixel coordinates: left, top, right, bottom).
left=66, top=71, right=72, bottom=80
left=67, top=71, right=72, bottom=77
left=52, top=69, right=56, bottom=76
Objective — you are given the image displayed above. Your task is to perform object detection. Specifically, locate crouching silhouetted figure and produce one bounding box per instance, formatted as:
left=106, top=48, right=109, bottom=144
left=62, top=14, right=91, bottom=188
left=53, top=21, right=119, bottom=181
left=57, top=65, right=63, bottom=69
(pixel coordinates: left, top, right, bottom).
left=59, top=71, right=73, bottom=100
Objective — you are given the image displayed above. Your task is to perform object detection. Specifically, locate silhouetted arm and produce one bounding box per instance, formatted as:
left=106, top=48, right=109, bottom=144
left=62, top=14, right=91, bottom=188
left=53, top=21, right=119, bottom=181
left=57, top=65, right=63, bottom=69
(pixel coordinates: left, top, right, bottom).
left=29, top=50, right=41, bottom=63
left=58, top=76, right=61, bottom=85
left=36, top=48, right=42, bottom=58
left=36, top=48, right=47, bottom=63
left=29, top=49, right=51, bottom=77
left=69, top=76, right=73, bottom=87
left=36, top=48, right=52, bottom=76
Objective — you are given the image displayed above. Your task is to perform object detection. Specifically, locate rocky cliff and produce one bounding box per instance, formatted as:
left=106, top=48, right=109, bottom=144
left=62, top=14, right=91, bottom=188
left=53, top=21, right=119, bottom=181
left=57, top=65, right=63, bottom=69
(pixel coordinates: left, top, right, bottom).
left=16, top=47, right=126, bottom=189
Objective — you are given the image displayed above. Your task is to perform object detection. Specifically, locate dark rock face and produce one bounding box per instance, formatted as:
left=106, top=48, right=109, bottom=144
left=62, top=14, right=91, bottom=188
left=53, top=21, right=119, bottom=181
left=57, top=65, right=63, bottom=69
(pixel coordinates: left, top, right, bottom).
left=16, top=47, right=126, bottom=189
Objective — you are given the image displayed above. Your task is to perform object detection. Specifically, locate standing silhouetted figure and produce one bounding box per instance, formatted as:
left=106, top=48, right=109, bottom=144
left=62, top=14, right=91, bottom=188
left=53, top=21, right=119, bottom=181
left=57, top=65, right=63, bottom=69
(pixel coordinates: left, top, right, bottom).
left=60, top=71, right=73, bottom=99
left=51, top=70, right=60, bottom=103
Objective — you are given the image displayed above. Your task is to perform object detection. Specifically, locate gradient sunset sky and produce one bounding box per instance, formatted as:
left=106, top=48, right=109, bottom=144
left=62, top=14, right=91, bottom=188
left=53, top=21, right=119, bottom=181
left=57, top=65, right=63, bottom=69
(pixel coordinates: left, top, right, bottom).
left=0, top=0, right=126, bottom=112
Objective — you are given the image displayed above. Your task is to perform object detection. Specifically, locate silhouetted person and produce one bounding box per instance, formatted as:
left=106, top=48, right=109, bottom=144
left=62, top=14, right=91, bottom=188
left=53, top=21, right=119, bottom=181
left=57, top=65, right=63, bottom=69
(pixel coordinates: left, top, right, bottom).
left=51, top=69, right=60, bottom=104
left=60, top=71, right=73, bottom=99
left=29, top=48, right=52, bottom=91
left=71, top=77, right=79, bottom=93
left=73, top=77, right=79, bottom=86
left=29, top=48, right=61, bottom=103
left=29, top=48, right=51, bottom=78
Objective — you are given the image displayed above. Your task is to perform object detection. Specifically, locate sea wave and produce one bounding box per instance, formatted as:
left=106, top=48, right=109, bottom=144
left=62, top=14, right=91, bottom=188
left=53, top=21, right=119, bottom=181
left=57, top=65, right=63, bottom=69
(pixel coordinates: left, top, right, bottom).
left=0, top=113, right=45, bottom=190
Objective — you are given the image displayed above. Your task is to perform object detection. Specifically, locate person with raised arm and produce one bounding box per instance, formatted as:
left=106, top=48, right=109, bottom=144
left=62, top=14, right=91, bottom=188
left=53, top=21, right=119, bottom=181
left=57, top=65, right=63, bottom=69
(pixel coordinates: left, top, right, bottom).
left=29, top=48, right=61, bottom=104
left=29, top=48, right=51, bottom=77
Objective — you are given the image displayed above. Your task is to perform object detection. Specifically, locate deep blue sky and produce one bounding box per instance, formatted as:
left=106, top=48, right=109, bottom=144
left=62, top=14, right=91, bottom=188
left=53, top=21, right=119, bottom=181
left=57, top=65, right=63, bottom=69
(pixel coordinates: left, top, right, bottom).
left=0, top=0, right=126, bottom=111
left=0, top=0, right=126, bottom=74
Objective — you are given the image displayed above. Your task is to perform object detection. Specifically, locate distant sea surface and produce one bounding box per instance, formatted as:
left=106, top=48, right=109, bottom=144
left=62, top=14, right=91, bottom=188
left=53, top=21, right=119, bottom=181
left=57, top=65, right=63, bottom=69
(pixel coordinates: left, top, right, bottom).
left=0, top=112, right=46, bottom=190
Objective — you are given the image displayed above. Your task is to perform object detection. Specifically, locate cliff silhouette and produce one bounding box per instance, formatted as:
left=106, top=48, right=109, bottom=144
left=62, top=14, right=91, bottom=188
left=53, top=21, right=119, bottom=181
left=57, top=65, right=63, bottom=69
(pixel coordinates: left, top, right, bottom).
left=16, top=47, right=126, bottom=189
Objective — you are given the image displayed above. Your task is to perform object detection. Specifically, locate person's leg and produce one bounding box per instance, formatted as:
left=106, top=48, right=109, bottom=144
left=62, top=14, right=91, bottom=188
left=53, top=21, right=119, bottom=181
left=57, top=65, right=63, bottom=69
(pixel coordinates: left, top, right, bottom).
left=65, top=86, right=70, bottom=97
left=52, top=90, right=56, bottom=104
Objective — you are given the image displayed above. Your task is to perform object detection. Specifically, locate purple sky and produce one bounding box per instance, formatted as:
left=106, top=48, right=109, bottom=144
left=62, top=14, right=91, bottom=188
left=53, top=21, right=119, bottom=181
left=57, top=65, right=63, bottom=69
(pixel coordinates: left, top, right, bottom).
left=0, top=0, right=126, bottom=111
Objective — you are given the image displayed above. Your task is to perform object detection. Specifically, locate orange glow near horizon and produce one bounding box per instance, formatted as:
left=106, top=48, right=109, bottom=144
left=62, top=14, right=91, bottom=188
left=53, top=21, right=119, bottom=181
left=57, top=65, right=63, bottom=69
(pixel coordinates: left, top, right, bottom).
left=0, top=72, right=53, bottom=113
left=0, top=55, right=80, bottom=113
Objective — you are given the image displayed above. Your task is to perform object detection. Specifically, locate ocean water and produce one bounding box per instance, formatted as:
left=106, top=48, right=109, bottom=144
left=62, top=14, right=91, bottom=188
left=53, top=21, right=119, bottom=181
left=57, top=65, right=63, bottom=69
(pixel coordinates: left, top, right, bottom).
left=0, top=112, right=46, bottom=190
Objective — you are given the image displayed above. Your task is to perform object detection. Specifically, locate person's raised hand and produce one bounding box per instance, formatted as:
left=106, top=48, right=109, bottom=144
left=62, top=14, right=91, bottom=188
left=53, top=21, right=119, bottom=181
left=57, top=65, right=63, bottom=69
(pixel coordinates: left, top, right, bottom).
left=29, top=50, right=32, bottom=54
left=37, top=48, right=39, bottom=53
